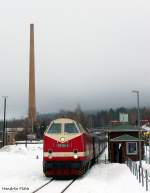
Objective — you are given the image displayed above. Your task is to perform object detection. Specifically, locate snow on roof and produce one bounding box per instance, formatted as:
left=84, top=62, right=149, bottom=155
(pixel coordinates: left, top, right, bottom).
left=142, top=125, right=150, bottom=132
left=6, top=128, right=24, bottom=132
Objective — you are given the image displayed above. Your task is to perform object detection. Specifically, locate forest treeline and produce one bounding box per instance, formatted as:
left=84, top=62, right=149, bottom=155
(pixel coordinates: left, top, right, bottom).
left=1, top=106, right=150, bottom=129
left=1, top=106, right=150, bottom=140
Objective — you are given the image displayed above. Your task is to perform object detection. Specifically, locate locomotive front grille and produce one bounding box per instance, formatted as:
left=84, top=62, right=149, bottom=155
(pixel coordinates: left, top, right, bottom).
left=43, top=161, right=83, bottom=169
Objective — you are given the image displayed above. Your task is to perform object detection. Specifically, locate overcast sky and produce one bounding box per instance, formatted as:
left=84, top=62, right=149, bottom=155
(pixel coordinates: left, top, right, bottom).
left=0, top=0, right=150, bottom=119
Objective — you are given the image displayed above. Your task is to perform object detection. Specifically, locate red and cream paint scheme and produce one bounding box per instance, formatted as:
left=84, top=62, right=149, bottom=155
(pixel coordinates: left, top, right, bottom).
left=43, top=118, right=104, bottom=177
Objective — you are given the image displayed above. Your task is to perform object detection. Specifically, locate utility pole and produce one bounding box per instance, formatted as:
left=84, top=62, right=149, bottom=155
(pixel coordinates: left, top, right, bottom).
left=132, top=90, right=142, bottom=167
left=2, top=96, right=8, bottom=147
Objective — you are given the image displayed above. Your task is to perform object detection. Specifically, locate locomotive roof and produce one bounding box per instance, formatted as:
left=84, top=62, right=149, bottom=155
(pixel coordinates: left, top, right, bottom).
left=51, top=118, right=77, bottom=124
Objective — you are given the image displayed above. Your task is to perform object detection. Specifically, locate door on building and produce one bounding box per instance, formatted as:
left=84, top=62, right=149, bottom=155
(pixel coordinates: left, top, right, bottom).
left=119, top=144, right=123, bottom=163
left=114, top=143, right=123, bottom=163
left=114, top=143, right=119, bottom=162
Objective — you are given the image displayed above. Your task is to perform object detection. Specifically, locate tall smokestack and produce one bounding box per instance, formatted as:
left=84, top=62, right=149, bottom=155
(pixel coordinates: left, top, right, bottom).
left=28, top=23, right=36, bottom=123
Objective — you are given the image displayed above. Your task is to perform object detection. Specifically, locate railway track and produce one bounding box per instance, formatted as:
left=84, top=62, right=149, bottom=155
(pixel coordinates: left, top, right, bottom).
left=32, top=178, right=54, bottom=193
left=31, top=178, right=77, bottom=193
left=60, top=179, right=76, bottom=193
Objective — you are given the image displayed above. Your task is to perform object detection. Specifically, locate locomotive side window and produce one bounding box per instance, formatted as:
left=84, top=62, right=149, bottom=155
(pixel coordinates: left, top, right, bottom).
left=64, top=123, right=79, bottom=133
left=48, top=123, right=61, bottom=133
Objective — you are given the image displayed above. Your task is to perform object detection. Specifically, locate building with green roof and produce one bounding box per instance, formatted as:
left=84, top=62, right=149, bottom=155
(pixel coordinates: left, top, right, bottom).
left=108, top=124, right=144, bottom=163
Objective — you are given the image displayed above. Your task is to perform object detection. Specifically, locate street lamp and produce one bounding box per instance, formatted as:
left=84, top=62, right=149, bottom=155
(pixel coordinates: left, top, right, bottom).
left=2, top=96, right=8, bottom=147
left=132, top=90, right=142, bottom=167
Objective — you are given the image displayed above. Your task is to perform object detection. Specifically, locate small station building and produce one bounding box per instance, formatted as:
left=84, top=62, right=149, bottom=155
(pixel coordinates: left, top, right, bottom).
left=108, top=124, right=144, bottom=163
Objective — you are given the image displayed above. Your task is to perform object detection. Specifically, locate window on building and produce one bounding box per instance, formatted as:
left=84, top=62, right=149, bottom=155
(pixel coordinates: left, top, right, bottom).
left=126, top=142, right=137, bottom=155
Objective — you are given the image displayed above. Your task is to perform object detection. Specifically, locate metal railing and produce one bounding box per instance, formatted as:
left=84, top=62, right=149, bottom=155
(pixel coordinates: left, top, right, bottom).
left=126, top=157, right=150, bottom=191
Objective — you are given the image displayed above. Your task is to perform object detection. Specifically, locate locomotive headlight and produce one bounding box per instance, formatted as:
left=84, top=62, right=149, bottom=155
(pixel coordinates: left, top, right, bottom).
left=60, top=137, right=65, bottom=143
left=73, top=154, right=78, bottom=159
left=73, top=149, right=78, bottom=159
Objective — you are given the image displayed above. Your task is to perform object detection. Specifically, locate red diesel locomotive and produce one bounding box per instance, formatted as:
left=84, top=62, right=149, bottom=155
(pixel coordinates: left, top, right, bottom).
left=43, top=118, right=105, bottom=177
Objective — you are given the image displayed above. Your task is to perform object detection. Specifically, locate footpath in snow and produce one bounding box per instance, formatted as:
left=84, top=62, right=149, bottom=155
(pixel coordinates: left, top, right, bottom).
left=66, top=163, right=146, bottom=193
left=0, top=144, right=147, bottom=193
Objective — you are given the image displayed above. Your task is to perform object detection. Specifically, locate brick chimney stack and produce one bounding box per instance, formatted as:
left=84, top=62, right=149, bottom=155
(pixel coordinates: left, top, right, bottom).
left=28, top=24, right=36, bottom=123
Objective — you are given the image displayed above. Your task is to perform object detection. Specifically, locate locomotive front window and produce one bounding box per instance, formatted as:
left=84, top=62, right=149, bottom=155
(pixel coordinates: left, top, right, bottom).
left=48, top=123, right=61, bottom=133
left=64, top=123, right=78, bottom=133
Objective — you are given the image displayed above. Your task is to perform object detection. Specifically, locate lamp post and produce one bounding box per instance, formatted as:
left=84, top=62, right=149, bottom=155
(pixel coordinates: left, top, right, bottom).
left=149, top=135, right=150, bottom=164
left=132, top=90, right=142, bottom=167
left=2, top=96, right=8, bottom=147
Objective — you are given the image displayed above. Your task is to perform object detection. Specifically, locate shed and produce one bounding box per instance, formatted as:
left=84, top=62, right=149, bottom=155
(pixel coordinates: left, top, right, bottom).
left=108, top=124, right=144, bottom=163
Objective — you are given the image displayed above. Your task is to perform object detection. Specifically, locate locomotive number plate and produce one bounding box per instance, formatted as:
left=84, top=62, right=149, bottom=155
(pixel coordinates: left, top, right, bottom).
left=57, top=143, right=69, bottom=148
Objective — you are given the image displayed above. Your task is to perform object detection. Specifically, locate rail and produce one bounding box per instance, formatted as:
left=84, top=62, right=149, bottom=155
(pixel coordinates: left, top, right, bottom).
left=60, top=178, right=77, bottom=193
left=31, top=178, right=77, bottom=193
left=32, top=178, right=54, bottom=193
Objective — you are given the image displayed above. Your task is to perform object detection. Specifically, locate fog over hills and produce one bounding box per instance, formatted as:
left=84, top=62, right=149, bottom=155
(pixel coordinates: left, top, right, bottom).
left=0, top=0, right=150, bottom=119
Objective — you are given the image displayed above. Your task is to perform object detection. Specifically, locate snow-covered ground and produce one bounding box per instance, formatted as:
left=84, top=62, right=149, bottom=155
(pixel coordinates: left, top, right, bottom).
left=0, top=144, right=147, bottom=193
left=66, top=163, right=146, bottom=193
left=0, top=144, right=47, bottom=193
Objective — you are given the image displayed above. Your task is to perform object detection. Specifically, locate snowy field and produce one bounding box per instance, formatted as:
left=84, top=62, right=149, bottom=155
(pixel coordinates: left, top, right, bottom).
left=0, top=144, right=47, bottom=193
left=0, top=144, right=147, bottom=193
